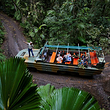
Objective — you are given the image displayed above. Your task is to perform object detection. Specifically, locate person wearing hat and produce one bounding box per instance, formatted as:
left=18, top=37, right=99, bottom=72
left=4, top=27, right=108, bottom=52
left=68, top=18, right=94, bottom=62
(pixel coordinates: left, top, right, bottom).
left=23, top=41, right=34, bottom=57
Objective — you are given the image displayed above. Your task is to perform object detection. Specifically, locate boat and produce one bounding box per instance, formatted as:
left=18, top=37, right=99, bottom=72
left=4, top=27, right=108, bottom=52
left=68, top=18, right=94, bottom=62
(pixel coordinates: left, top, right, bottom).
left=16, top=41, right=105, bottom=76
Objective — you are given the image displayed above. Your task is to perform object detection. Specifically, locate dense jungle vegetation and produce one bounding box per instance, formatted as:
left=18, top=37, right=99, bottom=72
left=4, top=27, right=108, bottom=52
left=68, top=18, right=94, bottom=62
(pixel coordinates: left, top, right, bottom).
left=0, top=20, right=6, bottom=60
left=0, top=1, right=110, bottom=110
left=0, top=0, right=110, bottom=52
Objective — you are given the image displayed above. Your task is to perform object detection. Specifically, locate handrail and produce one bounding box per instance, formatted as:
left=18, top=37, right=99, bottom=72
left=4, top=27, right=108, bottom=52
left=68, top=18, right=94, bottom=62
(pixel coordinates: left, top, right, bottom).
left=45, top=45, right=102, bottom=50
left=40, top=41, right=48, bottom=55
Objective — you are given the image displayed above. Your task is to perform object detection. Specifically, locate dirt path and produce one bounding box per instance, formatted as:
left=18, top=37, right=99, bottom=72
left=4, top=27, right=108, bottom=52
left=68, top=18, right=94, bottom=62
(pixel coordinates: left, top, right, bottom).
left=32, top=69, right=110, bottom=110
left=0, top=12, right=110, bottom=110
left=0, top=12, right=27, bottom=57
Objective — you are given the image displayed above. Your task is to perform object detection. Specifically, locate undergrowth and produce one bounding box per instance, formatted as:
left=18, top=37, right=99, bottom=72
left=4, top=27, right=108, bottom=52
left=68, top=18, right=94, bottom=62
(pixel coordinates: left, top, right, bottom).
left=0, top=20, right=6, bottom=61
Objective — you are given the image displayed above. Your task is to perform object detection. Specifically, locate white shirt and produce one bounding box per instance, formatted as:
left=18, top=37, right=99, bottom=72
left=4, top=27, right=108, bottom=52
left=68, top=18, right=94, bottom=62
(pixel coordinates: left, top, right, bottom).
left=57, top=56, right=63, bottom=63
left=67, top=55, right=72, bottom=61
left=27, top=43, right=33, bottom=49
left=44, top=52, right=47, bottom=57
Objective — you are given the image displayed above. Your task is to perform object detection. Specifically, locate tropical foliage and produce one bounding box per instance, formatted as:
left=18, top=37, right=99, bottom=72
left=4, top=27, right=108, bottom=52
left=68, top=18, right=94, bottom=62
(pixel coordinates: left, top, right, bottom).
left=0, top=0, right=110, bottom=53
left=0, top=0, right=109, bottom=52
left=0, top=1, right=109, bottom=109
left=0, top=57, right=40, bottom=110
left=0, top=20, right=6, bottom=61
left=37, top=84, right=101, bottom=110
left=0, top=21, right=5, bottom=45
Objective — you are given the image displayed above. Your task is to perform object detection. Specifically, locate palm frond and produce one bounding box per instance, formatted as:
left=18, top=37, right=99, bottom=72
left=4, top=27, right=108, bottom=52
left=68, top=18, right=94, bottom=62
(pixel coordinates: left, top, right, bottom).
left=0, top=57, right=40, bottom=110
left=37, top=84, right=55, bottom=109
left=38, top=84, right=100, bottom=110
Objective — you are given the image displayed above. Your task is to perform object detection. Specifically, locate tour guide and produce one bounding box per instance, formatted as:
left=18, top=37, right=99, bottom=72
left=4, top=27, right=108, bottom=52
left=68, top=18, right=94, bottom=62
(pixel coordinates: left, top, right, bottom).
left=23, top=41, right=34, bottom=57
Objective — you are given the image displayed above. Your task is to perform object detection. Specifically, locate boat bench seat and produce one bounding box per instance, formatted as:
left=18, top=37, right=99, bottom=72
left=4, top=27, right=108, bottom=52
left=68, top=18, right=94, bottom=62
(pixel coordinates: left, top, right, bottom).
left=50, top=52, right=56, bottom=63
left=90, top=51, right=99, bottom=66
left=73, top=57, right=79, bottom=65
left=80, top=52, right=87, bottom=58
left=65, top=61, right=71, bottom=64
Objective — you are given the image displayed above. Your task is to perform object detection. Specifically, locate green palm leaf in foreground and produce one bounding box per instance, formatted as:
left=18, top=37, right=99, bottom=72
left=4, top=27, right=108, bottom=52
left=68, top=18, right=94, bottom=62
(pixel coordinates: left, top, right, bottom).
left=38, top=84, right=100, bottom=110
left=0, top=57, right=40, bottom=110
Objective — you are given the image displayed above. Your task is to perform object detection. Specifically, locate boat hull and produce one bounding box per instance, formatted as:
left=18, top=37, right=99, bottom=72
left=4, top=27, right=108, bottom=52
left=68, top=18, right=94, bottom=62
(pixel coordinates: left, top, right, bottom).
left=25, top=61, right=103, bottom=76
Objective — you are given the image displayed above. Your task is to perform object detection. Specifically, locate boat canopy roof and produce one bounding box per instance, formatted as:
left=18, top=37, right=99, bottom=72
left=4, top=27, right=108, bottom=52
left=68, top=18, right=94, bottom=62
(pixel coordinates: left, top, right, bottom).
left=45, top=45, right=102, bottom=50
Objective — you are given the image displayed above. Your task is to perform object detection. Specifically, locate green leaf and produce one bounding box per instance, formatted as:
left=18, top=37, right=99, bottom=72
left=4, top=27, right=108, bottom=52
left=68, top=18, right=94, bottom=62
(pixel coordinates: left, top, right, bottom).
left=40, top=34, right=45, bottom=39
left=29, top=31, right=35, bottom=37
left=78, top=23, right=85, bottom=29
left=39, top=24, right=47, bottom=30
left=47, top=10, right=55, bottom=16
left=34, top=28, right=38, bottom=33
left=0, top=57, right=41, bottom=110
left=37, top=84, right=55, bottom=109
left=38, top=85, right=100, bottom=110
left=78, top=36, right=86, bottom=43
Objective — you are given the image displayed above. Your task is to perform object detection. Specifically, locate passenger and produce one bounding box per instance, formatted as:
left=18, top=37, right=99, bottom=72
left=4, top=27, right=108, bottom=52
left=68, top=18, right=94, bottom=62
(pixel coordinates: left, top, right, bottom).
left=79, top=58, right=84, bottom=65
left=70, top=53, right=73, bottom=64
left=44, top=51, right=47, bottom=58
left=23, top=41, right=34, bottom=57
left=47, top=52, right=52, bottom=62
left=56, top=54, right=63, bottom=63
left=64, top=54, right=67, bottom=59
left=82, top=54, right=85, bottom=59
left=67, top=53, right=72, bottom=61
left=83, top=56, right=88, bottom=66
left=67, top=55, right=72, bottom=62
left=71, top=53, right=75, bottom=59
left=57, top=51, right=61, bottom=57
left=41, top=55, right=45, bottom=61
left=62, top=56, right=67, bottom=64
